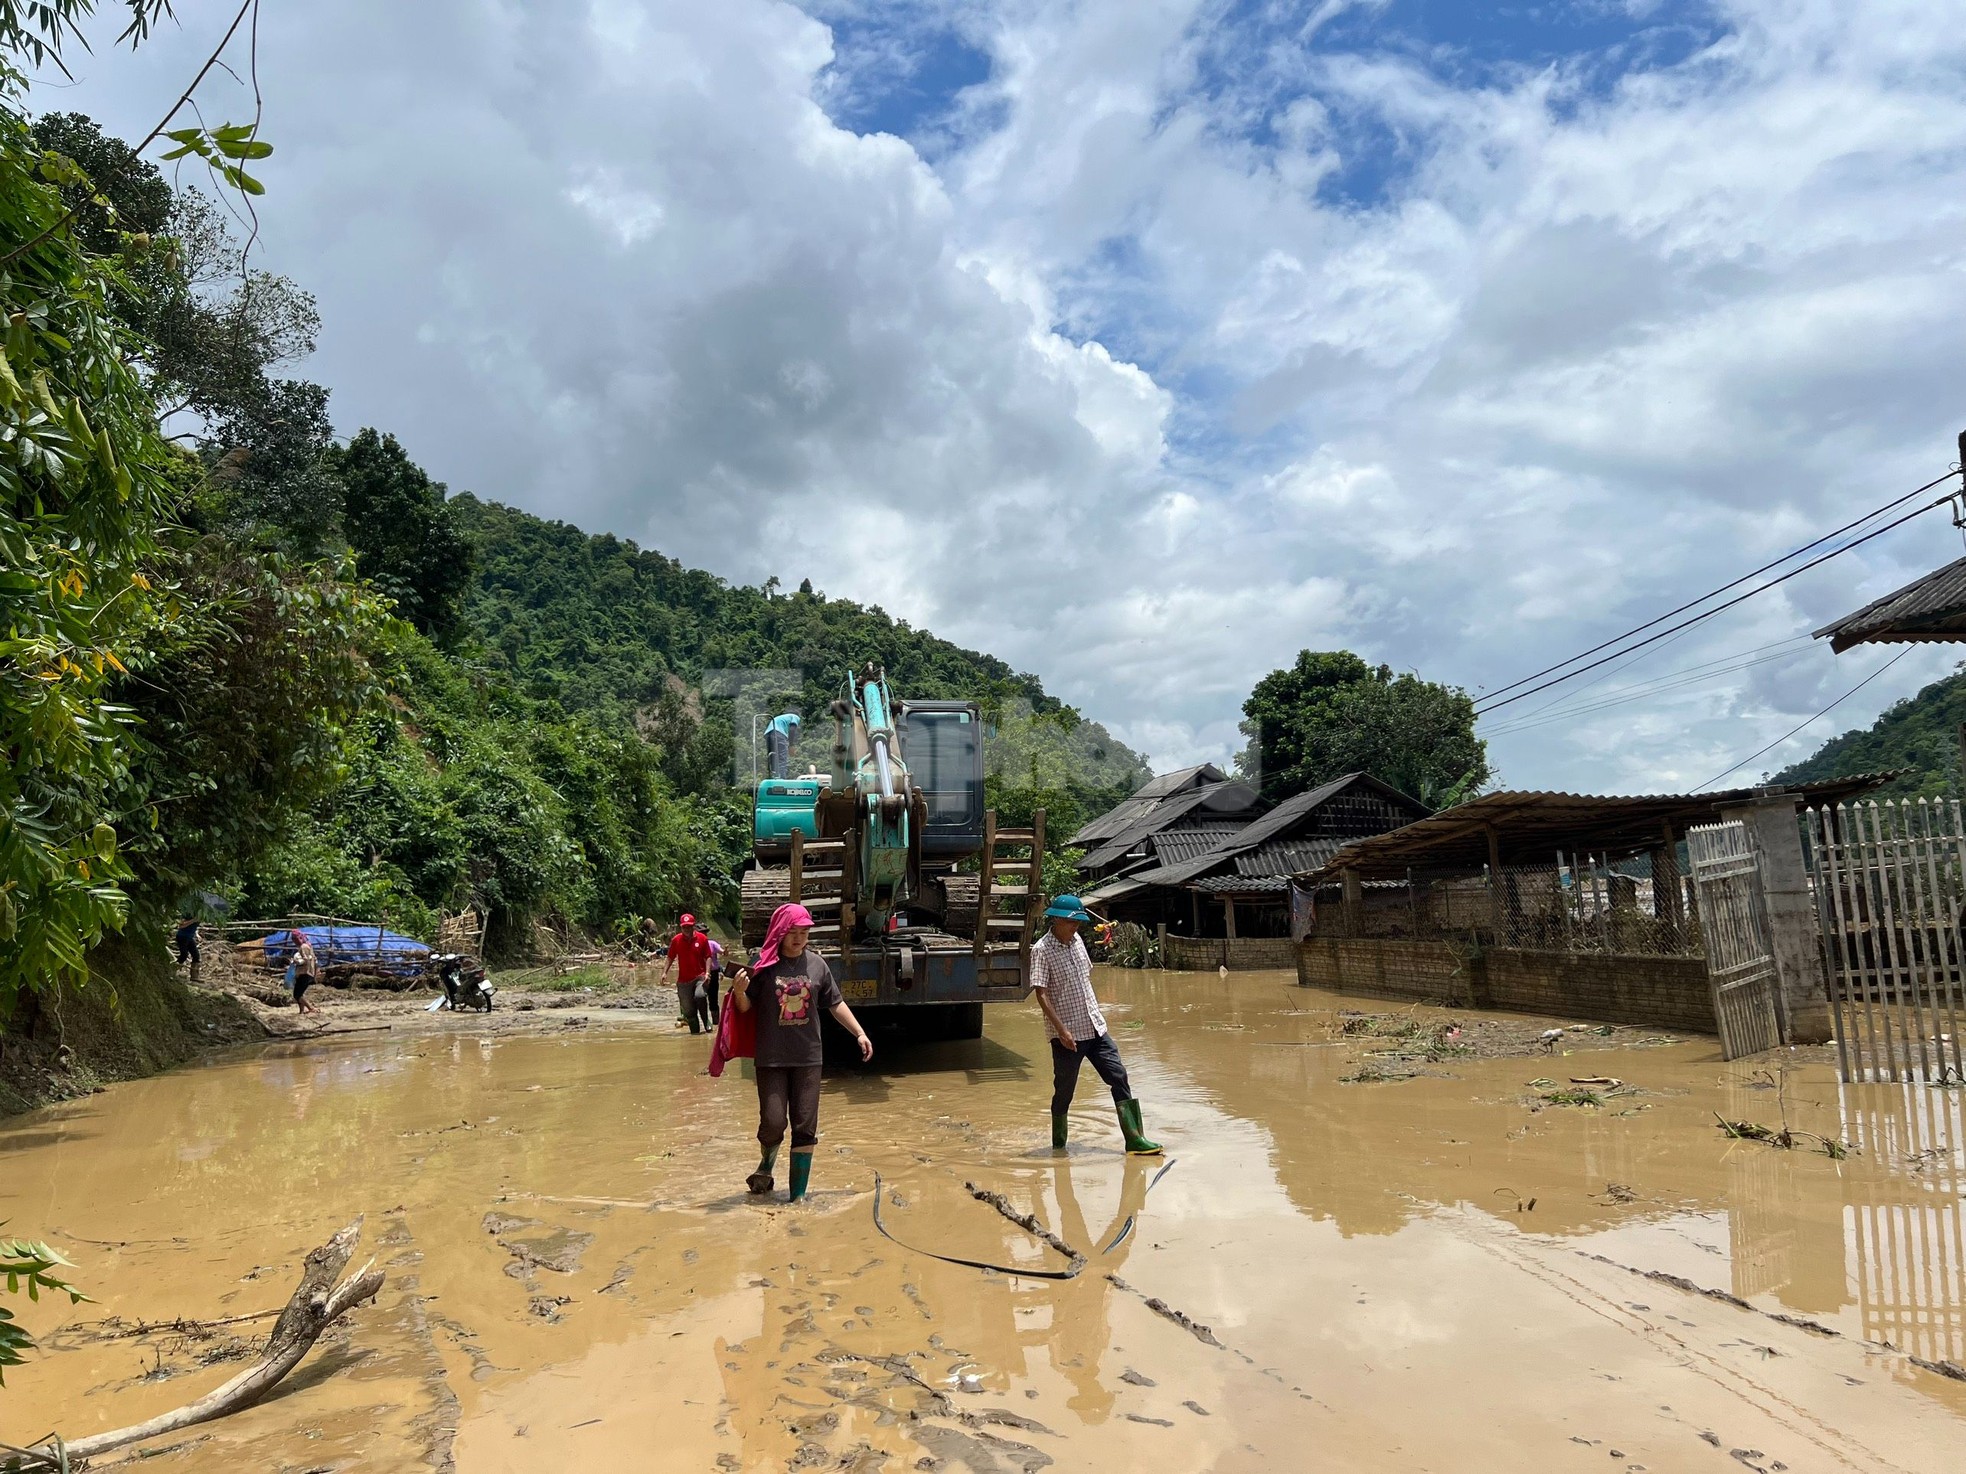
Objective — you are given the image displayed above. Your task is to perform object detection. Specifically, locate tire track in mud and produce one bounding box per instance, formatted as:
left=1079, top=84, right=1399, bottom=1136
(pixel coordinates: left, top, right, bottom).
left=1102, top=1274, right=1330, bottom=1411
left=378, top=1211, right=462, bottom=1473
left=1466, top=1223, right=1922, bottom=1474
left=1578, top=1252, right=1966, bottom=1385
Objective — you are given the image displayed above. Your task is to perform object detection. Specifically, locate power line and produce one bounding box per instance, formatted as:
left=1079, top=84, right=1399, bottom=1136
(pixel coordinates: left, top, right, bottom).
left=1484, top=640, right=1816, bottom=737
left=1474, top=470, right=1958, bottom=714
left=1694, top=648, right=1912, bottom=791
left=1493, top=619, right=1710, bottom=728
left=1476, top=491, right=1953, bottom=717
left=1489, top=634, right=1810, bottom=726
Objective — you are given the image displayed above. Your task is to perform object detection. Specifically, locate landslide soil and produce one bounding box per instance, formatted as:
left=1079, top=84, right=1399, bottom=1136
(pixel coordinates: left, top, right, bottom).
left=1, top=969, right=1962, bottom=1473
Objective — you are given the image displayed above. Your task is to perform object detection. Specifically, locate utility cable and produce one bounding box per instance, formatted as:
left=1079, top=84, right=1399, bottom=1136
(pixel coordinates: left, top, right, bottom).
left=1484, top=641, right=1816, bottom=737
left=1474, top=471, right=1958, bottom=714
left=1695, top=649, right=1911, bottom=791
left=1487, top=634, right=1809, bottom=729
left=1476, top=492, right=1953, bottom=717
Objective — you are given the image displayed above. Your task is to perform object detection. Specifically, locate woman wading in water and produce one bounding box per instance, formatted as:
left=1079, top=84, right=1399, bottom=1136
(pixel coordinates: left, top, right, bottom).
left=728, top=903, right=873, bottom=1202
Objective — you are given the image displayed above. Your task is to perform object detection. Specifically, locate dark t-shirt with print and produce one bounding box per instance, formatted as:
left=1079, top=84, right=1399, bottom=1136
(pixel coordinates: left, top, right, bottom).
left=746, top=950, right=842, bottom=1068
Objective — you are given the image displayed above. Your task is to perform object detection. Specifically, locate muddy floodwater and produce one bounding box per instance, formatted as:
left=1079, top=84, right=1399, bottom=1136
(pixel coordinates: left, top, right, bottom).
left=4, top=968, right=1965, bottom=1472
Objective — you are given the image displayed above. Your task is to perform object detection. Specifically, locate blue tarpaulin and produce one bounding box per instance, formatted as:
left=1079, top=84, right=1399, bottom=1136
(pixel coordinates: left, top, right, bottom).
left=260, top=926, right=431, bottom=976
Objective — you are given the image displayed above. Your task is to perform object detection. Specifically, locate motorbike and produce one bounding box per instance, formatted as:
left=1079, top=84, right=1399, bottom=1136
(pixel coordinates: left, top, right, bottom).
left=428, top=953, right=494, bottom=1012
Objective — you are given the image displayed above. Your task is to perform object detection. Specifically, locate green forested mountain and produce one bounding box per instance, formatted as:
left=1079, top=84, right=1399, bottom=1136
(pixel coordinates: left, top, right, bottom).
left=461, top=497, right=1058, bottom=720
left=1773, top=664, right=1966, bottom=799
left=238, top=496, right=1148, bottom=952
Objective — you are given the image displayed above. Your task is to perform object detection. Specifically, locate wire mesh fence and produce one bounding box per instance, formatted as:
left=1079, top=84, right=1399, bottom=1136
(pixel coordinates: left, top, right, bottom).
left=1301, top=851, right=1703, bottom=958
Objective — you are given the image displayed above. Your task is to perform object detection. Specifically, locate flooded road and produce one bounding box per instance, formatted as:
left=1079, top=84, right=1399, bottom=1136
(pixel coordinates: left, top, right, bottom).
left=3, top=968, right=1964, bottom=1472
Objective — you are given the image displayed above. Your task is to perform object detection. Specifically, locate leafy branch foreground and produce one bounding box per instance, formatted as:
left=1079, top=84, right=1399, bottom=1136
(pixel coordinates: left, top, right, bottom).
left=0, top=1218, right=382, bottom=1471
left=0, top=1236, right=88, bottom=1385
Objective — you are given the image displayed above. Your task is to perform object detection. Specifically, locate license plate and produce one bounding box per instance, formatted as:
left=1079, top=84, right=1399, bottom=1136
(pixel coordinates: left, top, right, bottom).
left=839, top=978, right=878, bottom=1003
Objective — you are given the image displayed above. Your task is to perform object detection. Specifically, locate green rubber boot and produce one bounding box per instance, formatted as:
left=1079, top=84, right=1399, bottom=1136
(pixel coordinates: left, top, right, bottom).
left=1116, top=1099, right=1163, bottom=1156
left=746, top=1147, right=778, bottom=1196
left=1051, top=1113, right=1069, bottom=1151
left=788, top=1150, right=813, bottom=1203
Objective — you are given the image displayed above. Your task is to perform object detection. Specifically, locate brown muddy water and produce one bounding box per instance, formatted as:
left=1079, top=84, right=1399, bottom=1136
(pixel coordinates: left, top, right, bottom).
left=3, top=968, right=1964, bottom=1472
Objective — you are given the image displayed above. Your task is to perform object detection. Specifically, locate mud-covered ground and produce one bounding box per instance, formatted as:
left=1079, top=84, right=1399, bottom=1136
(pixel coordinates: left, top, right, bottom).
left=2, top=968, right=1962, bottom=1472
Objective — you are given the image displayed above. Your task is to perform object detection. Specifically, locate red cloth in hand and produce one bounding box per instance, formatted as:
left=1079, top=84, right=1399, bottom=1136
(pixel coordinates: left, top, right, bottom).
left=708, top=991, right=756, bottom=1077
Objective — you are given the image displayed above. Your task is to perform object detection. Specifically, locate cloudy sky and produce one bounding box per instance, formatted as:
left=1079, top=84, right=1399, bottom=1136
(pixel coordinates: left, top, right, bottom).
left=46, top=0, right=1966, bottom=792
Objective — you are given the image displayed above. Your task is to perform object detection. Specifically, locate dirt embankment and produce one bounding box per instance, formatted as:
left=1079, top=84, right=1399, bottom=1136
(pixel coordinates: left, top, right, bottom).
left=0, top=937, right=268, bottom=1117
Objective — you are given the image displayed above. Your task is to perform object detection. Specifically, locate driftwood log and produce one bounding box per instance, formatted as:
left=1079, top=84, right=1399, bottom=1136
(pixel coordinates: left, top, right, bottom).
left=14, top=1217, right=383, bottom=1469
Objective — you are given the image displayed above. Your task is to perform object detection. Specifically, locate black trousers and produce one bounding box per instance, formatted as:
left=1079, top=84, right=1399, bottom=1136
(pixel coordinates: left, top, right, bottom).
left=678, top=980, right=713, bottom=1033
left=1050, top=1033, right=1134, bottom=1115
left=756, top=1064, right=823, bottom=1151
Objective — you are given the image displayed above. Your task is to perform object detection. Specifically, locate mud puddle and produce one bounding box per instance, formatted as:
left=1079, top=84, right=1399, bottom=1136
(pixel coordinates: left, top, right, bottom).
left=2, top=969, right=1963, bottom=1471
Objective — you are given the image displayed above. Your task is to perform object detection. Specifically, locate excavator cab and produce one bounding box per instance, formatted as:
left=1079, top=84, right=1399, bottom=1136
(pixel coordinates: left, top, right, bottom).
left=897, top=700, right=985, bottom=860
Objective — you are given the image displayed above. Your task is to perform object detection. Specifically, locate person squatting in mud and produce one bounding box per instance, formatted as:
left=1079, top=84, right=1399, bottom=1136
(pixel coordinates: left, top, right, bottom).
left=1032, top=894, right=1162, bottom=1155
left=727, top=903, right=873, bottom=1202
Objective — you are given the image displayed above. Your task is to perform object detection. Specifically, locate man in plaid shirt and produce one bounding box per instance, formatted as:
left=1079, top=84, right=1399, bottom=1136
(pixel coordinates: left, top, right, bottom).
left=1031, top=895, right=1162, bottom=1155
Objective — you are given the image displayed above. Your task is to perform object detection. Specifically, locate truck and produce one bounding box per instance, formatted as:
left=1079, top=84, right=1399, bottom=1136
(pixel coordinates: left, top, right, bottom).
left=739, top=663, right=1044, bottom=1042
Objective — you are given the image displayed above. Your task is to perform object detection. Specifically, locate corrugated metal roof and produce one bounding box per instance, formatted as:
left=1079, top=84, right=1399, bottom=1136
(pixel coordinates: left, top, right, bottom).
left=1815, top=555, right=1966, bottom=652
left=1081, top=875, right=1152, bottom=905
left=1077, top=780, right=1263, bottom=871
left=1066, top=763, right=1229, bottom=845
left=1151, top=824, right=1249, bottom=864
left=1192, top=874, right=1292, bottom=895
left=1209, top=771, right=1427, bottom=855
left=1294, top=772, right=1903, bottom=883
left=1233, top=838, right=1344, bottom=877
left=1092, top=774, right=1429, bottom=891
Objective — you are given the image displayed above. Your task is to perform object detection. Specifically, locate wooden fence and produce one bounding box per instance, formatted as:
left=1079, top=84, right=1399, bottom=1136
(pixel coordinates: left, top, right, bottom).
left=1807, top=800, right=1966, bottom=1084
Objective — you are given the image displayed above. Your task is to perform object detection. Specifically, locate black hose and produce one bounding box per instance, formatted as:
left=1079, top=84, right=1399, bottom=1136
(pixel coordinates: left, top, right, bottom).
left=871, top=1172, right=1084, bottom=1281
left=1099, top=1158, right=1178, bottom=1254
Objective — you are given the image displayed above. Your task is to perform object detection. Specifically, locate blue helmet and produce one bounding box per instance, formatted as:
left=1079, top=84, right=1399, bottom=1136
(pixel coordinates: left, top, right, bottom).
left=1043, top=894, right=1093, bottom=923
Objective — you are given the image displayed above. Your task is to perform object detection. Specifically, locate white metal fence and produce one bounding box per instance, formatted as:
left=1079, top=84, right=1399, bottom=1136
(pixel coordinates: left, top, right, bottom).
left=1806, top=800, right=1966, bottom=1085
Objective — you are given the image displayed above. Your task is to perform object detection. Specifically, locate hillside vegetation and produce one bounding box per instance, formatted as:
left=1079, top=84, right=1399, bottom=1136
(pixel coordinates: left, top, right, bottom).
left=1773, top=663, right=1966, bottom=801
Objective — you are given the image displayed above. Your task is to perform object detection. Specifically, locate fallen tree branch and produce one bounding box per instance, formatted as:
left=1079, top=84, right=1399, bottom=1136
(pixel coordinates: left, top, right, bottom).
left=17, top=1218, right=383, bottom=1469
left=79, top=1307, right=281, bottom=1342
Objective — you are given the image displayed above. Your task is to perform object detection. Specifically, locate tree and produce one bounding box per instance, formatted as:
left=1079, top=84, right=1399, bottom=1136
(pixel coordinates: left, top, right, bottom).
left=25, top=116, right=320, bottom=442
left=114, top=544, right=391, bottom=906
left=327, top=429, right=474, bottom=639
left=144, top=188, right=319, bottom=438
left=1236, top=650, right=1488, bottom=806
left=0, top=68, right=177, bottom=1011
left=28, top=110, right=170, bottom=254
left=200, top=376, right=341, bottom=553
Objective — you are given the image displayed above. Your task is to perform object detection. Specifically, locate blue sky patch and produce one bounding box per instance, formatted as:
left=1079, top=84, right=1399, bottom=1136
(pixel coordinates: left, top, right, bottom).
left=1180, top=0, right=1729, bottom=209
left=810, top=7, right=993, bottom=145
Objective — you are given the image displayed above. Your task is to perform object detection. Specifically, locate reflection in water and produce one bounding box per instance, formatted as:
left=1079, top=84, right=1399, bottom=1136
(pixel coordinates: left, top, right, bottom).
left=1712, top=1074, right=1965, bottom=1362
left=1840, top=1083, right=1964, bottom=1365
left=1722, top=1076, right=1965, bottom=1363
left=1035, top=1155, right=1153, bottom=1421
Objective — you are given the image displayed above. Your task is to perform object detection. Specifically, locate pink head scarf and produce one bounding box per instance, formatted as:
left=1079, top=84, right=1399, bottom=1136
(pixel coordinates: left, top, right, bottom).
left=755, top=903, right=814, bottom=970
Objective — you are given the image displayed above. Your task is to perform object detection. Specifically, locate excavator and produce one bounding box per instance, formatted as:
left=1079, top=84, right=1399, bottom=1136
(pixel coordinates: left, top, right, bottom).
left=740, top=663, right=1044, bottom=1041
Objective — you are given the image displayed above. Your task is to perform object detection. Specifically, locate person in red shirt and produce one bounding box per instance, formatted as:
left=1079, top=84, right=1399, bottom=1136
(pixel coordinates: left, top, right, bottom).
left=661, top=913, right=714, bottom=1033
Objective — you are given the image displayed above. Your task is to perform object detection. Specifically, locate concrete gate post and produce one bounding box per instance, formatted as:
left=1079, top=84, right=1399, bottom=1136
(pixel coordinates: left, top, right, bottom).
left=1717, top=792, right=1833, bottom=1046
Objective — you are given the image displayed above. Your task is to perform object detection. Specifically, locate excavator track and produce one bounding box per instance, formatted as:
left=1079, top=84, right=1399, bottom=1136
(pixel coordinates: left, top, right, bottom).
left=743, top=867, right=980, bottom=947
left=937, top=873, right=980, bottom=940
left=740, top=867, right=792, bottom=948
